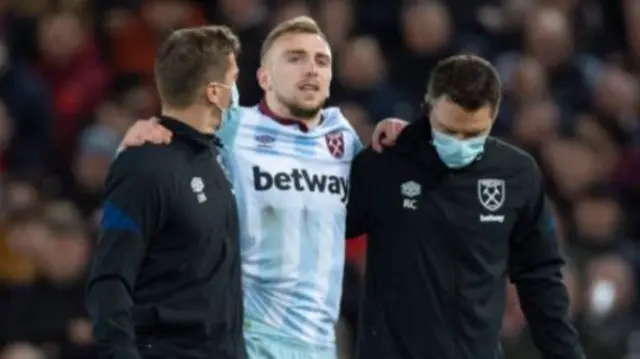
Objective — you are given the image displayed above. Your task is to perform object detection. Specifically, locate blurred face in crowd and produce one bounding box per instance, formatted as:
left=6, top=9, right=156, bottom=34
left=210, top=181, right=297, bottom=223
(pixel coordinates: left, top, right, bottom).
left=339, top=36, right=385, bottom=89
left=122, top=84, right=157, bottom=119
left=0, top=343, right=46, bottom=359
left=525, top=8, right=572, bottom=69
left=541, top=139, right=599, bottom=200
left=512, top=101, right=559, bottom=148
left=39, top=233, right=90, bottom=284
left=218, top=0, right=260, bottom=25
left=271, top=1, right=311, bottom=26
left=38, top=12, right=84, bottom=67
left=429, top=96, right=494, bottom=140
left=573, top=196, right=622, bottom=249
left=509, top=57, right=548, bottom=103
left=319, top=0, right=354, bottom=50
left=260, top=32, right=332, bottom=119
left=73, top=151, right=112, bottom=192
left=6, top=219, right=51, bottom=263
left=592, top=66, right=639, bottom=120
left=575, top=115, right=619, bottom=178
left=5, top=181, right=39, bottom=211
left=402, top=2, right=451, bottom=54
left=142, top=0, right=191, bottom=34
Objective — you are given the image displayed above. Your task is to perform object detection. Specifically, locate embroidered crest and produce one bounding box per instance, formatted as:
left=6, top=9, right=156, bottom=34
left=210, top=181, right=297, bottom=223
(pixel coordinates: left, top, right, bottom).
left=325, top=131, right=345, bottom=159
left=477, top=179, right=505, bottom=212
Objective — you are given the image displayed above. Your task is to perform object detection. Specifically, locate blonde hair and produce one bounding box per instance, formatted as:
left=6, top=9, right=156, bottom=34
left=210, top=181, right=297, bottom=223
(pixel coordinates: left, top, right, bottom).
left=260, top=16, right=326, bottom=64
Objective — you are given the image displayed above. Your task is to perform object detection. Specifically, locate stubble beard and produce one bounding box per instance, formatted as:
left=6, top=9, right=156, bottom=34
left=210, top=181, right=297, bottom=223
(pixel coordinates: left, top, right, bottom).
left=277, top=93, right=326, bottom=121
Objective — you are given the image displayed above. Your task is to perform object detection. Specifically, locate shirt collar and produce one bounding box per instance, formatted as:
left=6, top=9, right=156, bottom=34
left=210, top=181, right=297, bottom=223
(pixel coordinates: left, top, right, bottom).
left=257, top=98, right=323, bottom=133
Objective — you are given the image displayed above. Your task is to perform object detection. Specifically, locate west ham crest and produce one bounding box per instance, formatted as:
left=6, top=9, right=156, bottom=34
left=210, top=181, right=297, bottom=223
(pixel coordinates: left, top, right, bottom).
left=477, top=179, right=505, bottom=212
left=325, top=131, right=345, bottom=159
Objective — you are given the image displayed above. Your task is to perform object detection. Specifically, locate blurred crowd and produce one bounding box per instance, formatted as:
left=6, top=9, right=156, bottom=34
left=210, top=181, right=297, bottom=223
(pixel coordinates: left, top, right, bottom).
left=0, top=0, right=638, bottom=358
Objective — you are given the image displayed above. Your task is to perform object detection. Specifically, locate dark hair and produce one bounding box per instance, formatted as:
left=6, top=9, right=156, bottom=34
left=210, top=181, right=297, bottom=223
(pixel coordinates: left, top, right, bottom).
left=154, top=25, right=241, bottom=109
left=427, top=54, right=502, bottom=114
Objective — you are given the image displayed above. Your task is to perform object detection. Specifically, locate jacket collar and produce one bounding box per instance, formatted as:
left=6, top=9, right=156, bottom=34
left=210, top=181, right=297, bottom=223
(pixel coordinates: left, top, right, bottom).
left=158, top=115, right=220, bottom=151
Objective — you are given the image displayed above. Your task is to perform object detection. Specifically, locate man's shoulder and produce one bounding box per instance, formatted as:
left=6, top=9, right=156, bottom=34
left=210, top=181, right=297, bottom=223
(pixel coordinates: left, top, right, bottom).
left=237, top=105, right=262, bottom=122
left=110, top=144, right=178, bottom=180
left=353, top=146, right=383, bottom=168
left=486, top=137, right=540, bottom=176
left=321, top=106, right=355, bottom=130
left=320, top=106, right=362, bottom=149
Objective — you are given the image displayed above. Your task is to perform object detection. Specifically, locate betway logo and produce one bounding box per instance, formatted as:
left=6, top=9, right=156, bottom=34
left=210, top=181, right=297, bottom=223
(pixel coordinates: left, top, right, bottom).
left=253, top=166, right=348, bottom=203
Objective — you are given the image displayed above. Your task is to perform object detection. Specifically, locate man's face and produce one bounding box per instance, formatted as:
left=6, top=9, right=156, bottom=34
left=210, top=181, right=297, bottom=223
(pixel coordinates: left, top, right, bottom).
left=429, top=97, right=494, bottom=139
left=261, top=32, right=332, bottom=119
left=206, top=53, right=239, bottom=128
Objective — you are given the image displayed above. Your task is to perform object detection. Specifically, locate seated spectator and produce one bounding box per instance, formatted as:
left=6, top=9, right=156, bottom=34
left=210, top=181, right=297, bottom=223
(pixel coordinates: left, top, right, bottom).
left=3, top=201, right=95, bottom=359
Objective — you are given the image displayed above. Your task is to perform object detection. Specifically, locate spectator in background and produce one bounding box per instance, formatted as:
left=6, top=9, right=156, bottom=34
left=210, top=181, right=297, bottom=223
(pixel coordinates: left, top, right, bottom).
left=0, top=343, right=47, bottom=359
left=34, top=11, right=109, bottom=168
left=332, top=36, right=404, bottom=121
left=317, top=0, right=354, bottom=53
left=65, top=124, right=121, bottom=219
left=581, top=255, right=636, bottom=358
left=101, top=0, right=207, bottom=78
left=390, top=1, right=453, bottom=117
left=84, top=72, right=157, bottom=147
left=2, top=201, right=94, bottom=359
left=496, top=6, right=596, bottom=124
left=0, top=37, right=52, bottom=173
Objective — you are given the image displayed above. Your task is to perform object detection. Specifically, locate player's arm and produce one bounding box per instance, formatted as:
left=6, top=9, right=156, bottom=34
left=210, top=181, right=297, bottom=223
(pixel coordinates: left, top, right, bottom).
left=508, top=164, right=585, bottom=359
left=86, top=149, right=170, bottom=359
left=119, top=106, right=243, bottom=151
left=370, top=118, right=409, bottom=153
left=346, top=150, right=372, bottom=238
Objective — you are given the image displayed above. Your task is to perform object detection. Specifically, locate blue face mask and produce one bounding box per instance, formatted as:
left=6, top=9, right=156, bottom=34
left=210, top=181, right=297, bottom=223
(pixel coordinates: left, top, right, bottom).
left=229, top=82, right=240, bottom=108
left=432, top=130, right=487, bottom=169
left=220, top=83, right=240, bottom=127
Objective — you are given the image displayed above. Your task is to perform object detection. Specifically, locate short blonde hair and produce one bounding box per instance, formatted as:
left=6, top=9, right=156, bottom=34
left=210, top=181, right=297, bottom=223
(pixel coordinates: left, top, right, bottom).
left=260, top=16, right=326, bottom=64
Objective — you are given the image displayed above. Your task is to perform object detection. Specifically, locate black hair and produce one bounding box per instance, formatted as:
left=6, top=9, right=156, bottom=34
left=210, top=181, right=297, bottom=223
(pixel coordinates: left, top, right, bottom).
left=427, top=54, right=502, bottom=114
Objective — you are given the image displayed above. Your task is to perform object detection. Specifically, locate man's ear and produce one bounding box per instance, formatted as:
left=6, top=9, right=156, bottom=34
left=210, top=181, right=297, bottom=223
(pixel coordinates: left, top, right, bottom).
left=257, top=67, right=270, bottom=92
left=205, top=83, right=222, bottom=106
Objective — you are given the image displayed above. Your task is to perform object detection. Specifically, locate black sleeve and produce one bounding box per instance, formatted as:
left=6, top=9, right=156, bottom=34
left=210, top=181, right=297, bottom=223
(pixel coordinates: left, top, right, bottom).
left=508, top=165, right=585, bottom=359
left=86, top=151, right=169, bottom=359
left=346, top=150, right=371, bottom=238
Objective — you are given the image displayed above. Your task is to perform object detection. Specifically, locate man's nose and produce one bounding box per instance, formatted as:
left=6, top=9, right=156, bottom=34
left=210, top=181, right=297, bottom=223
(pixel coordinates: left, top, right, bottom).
left=304, top=61, right=319, bottom=75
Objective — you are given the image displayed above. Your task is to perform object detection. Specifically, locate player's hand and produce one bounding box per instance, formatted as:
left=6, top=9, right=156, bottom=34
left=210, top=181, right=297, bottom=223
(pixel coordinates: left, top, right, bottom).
left=371, top=118, right=409, bottom=153
left=119, top=117, right=173, bottom=151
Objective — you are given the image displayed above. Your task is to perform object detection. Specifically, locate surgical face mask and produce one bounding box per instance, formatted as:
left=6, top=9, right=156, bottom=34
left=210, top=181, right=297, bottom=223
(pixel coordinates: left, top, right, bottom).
left=432, top=130, right=487, bottom=169
left=221, top=83, right=240, bottom=126
left=228, top=82, right=240, bottom=109
left=211, top=82, right=240, bottom=127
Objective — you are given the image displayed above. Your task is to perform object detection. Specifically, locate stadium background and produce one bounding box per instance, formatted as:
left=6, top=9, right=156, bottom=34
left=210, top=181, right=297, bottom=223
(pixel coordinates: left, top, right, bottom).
left=0, top=0, right=638, bottom=358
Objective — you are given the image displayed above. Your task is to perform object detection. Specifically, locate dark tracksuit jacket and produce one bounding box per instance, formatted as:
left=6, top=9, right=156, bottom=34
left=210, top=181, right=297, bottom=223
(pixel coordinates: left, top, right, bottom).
left=86, top=116, right=246, bottom=359
left=346, top=118, right=585, bottom=359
